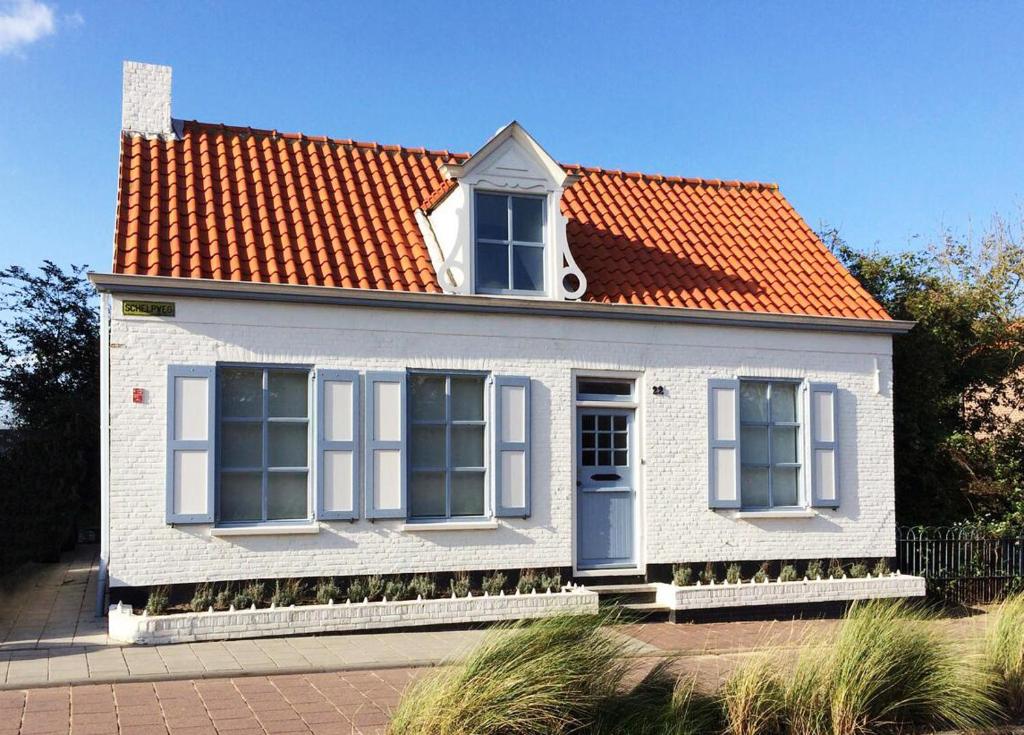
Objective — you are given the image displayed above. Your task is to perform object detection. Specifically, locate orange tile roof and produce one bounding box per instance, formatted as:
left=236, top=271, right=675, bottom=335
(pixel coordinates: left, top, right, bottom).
left=113, top=121, right=890, bottom=321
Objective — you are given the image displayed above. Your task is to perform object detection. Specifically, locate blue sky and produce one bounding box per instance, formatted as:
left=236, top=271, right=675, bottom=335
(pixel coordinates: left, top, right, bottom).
left=0, top=1, right=1022, bottom=273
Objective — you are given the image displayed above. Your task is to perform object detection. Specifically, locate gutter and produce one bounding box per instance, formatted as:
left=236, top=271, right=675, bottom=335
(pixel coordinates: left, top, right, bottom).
left=87, top=272, right=916, bottom=336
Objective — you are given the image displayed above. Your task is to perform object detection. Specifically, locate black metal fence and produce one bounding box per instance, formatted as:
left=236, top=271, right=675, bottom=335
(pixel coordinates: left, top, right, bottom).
left=896, top=526, right=1024, bottom=604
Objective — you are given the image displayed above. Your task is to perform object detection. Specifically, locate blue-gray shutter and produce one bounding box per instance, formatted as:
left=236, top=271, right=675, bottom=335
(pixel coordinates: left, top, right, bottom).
left=808, top=382, right=840, bottom=508
left=364, top=371, right=407, bottom=519
left=166, top=365, right=216, bottom=524
left=493, top=375, right=531, bottom=517
left=316, top=369, right=360, bottom=520
left=707, top=378, right=741, bottom=509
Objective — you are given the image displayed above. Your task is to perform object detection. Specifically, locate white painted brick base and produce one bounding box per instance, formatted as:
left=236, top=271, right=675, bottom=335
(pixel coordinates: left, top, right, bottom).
left=654, top=574, right=926, bottom=611
left=109, top=587, right=600, bottom=645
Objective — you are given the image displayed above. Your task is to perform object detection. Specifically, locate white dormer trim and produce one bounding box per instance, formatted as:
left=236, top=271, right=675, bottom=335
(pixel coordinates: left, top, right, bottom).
left=416, top=122, right=587, bottom=301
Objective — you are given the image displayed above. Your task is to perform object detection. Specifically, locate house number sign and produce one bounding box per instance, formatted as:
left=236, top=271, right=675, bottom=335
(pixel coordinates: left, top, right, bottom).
left=651, top=385, right=666, bottom=395
left=122, top=300, right=175, bottom=317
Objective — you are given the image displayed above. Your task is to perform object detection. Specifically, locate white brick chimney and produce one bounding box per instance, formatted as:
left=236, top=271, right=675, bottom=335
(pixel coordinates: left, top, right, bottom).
left=121, top=61, right=172, bottom=137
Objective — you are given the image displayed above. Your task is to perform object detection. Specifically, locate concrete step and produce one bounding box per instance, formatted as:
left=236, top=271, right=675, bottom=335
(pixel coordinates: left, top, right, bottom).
left=589, top=583, right=659, bottom=607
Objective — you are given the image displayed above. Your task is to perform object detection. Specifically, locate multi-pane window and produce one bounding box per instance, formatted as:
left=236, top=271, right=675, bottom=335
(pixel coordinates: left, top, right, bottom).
left=217, top=367, right=310, bottom=523
left=739, top=380, right=801, bottom=508
left=474, top=192, right=545, bottom=293
left=408, top=373, right=487, bottom=518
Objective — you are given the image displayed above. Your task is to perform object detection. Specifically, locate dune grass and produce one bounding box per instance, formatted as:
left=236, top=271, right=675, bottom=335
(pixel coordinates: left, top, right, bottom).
left=986, top=593, right=1024, bottom=719
left=776, top=599, right=999, bottom=735
left=388, top=614, right=629, bottom=735
left=389, top=600, right=1008, bottom=735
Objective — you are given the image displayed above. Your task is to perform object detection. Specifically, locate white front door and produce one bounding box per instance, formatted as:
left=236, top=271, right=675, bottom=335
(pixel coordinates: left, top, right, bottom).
left=576, top=407, right=636, bottom=569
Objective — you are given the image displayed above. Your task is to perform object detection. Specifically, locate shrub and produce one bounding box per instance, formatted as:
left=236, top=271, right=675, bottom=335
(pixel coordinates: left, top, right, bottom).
left=540, top=570, right=562, bottom=592
left=848, top=562, right=868, bottom=579
left=409, top=574, right=437, bottom=600
left=449, top=571, right=471, bottom=598
left=270, top=578, right=303, bottom=607
left=145, top=586, right=170, bottom=615
left=214, top=585, right=233, bottom=611
left=389, top=614, right=629, bottom=735
left=672, top=564, right=694, bottom=587
left=827, top=558, right=844, bottom=579
left=314, top=578, right=341, bottom=605
left=986, top=592, right=1024, bottom=718
left=384, top=577, right=412, bottom=601
left=786, top=600, right=999, bottom=735
left=189, top=582, right=214, bottom=612
left=232, top=581, right=265, bottom=609
left=481, top=571, right=507, bottom=596
left=805, top=559, right=824, bottom=580
left=753, top=562, right=769, bottom=583
left=778, top=564, right=798, bottom=583
left=698, top=562, right=717, bottom=585
left=347, top=577, right=369, bottom=603
left=368, top=575, right=384, bottom=601
left=517, top=569, right=540, bottom=594
left=726, top=563, right=742, bottom=584
left=721, top=655, right=784, bottom=735
left=872, top=557, right=890, bottom=576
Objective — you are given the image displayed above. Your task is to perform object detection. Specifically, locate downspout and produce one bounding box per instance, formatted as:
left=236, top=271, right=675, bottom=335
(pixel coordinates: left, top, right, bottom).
left=95, top=293, right=111, bottom=616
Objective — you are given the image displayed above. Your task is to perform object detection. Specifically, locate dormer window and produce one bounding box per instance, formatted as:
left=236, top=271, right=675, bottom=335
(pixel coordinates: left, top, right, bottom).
left=474, top=192, right=545, bottom=294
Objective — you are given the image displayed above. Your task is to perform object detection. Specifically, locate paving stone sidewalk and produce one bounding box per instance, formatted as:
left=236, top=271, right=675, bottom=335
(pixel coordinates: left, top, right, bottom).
left=0, top=546, right=991, bottom=693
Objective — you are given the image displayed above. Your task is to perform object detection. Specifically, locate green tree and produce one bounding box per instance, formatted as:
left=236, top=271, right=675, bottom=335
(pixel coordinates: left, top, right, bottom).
left=0, top=261, right=99, bottom=570
left=823, top=220, right=1024, bottom=527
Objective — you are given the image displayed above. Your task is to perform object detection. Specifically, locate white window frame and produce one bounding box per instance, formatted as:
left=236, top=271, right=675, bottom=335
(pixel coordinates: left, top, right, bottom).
left=472, top=190, right=547, bottom=296
left=215, top=363, right=313, bottom=526
left=406, top=370, right=491, bottom=522
left=738, top=377, right=805, bottom=510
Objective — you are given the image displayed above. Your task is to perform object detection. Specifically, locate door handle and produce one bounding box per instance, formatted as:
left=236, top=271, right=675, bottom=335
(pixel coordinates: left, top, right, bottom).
left=591, top=473, right=621, bottom=481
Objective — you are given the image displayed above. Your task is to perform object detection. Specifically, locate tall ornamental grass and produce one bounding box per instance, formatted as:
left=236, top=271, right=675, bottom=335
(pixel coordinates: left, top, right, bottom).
left=388, top=614, right=626, bottom=735
left=986, top=593, right=1024, bottom=718
left=390, top=601, right=1009, bottom=735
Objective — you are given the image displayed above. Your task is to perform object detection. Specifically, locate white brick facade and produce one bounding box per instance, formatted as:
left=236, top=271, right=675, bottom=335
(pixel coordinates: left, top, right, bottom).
left=121, top=61, right=172, bottom=137
left=105, top=293, right=896, bottom=589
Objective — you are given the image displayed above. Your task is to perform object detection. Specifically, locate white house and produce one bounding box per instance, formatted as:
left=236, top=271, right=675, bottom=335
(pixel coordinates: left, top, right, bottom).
left=90, top=62, right=913, bottom=612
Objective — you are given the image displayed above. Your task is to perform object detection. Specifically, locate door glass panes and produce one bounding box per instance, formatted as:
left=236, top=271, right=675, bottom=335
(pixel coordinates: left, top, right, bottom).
left=217, top=366, right=310, bottom=524
left=581, top=412, right=629, bottom=467
left=739, top=380, right=802, bottom=509
left=409, top=374, right=487, bottom=518
left=474, top=192, right=545, bottom=293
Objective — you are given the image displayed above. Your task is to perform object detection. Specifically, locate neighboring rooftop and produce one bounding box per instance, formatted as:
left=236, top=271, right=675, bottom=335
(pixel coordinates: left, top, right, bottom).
left=112, top=120, right=891, bottom=321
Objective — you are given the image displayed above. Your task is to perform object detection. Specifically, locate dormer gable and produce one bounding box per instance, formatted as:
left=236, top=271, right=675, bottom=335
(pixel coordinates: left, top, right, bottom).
left=415, top=122, right=587, bottom=300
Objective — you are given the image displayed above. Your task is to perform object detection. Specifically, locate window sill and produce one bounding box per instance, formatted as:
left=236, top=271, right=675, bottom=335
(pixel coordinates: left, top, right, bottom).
left=210, top=523, right=321, bottom=537
left=732, top=509, right=818, bottom=520
left=400, top=520, right=499, bottom=532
